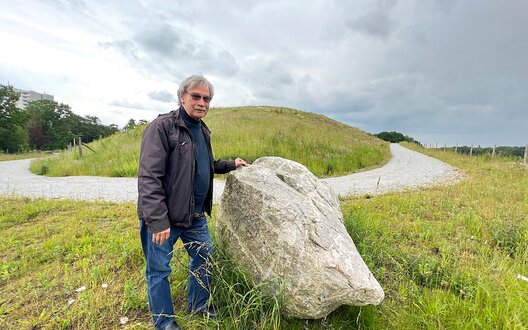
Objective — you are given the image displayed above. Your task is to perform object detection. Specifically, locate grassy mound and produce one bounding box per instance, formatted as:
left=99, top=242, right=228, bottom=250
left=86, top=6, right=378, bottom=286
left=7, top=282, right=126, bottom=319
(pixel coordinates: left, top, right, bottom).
left=29, top=106, right=389, bottom=178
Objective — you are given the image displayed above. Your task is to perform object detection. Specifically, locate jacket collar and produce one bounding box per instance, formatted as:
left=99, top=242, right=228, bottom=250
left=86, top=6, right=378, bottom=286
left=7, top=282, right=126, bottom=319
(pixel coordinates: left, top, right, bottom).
left=173, top=107, right=211, bottom=133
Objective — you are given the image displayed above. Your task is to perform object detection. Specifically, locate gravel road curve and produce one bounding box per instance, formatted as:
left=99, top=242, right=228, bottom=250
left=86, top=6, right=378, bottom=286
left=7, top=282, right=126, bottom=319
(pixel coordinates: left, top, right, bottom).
left=324, top=143, right=462, bottom=197
left=0, top=144, right=461, bottom=203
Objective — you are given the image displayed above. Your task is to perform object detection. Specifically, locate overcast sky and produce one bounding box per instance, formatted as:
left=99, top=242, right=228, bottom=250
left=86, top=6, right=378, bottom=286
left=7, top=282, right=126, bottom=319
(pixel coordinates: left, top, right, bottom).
left=1, top=0, right=526, bottom=146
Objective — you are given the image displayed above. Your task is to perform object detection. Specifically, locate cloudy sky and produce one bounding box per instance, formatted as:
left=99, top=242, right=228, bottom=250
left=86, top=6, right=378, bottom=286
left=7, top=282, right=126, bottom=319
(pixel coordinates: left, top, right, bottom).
left=1, top=0, right=526, bottom=146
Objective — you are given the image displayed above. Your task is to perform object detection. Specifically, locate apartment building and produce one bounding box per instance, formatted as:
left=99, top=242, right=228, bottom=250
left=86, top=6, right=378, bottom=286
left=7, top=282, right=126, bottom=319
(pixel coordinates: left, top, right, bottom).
left=13, top=88, right=54, bottom=109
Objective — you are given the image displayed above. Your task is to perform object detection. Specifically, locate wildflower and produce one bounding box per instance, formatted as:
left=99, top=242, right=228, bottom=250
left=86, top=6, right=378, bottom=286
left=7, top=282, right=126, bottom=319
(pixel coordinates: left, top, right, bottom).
left=68, top=299, right=75, bottom=305
left=75, top=286, right=87, bottom=293
left=120, top=316, right=129, bottom=325
left=517, top=274, right=528, bottom=282
left=102, top=283, right=108, bottom=289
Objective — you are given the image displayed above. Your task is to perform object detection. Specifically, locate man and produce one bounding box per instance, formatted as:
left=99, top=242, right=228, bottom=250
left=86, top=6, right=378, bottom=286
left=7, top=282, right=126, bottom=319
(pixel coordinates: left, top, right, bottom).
left=138, top=74, right=247, bottom=330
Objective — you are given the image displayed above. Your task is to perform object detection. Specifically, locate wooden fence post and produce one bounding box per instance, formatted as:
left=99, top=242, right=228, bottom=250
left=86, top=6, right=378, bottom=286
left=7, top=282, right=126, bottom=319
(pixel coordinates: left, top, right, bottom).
left=492, top=145, right=496, bottom=158
left=470, top=144, right=473, bottom=156
left=455, top=144, right=458, bottom=154
left=524, top=145, right=528, bottom=164
left=78, top=137, right=83, bottom=159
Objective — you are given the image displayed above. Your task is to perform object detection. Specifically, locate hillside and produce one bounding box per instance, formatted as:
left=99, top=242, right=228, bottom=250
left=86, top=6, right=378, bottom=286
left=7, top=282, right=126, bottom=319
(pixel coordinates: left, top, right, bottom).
left=30, top=106, right=389, bottom=178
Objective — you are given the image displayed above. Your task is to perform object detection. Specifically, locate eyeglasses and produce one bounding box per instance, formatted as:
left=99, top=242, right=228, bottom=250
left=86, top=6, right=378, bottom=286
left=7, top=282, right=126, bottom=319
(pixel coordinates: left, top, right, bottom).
left=185, top=91, right=212, bottom=103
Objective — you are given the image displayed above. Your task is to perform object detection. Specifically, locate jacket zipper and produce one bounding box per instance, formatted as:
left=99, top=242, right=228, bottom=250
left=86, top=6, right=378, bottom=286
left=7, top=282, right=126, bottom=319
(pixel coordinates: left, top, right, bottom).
left=178, top=122, right=195, bottom=227
left=205, top=132, right=214, bottom=214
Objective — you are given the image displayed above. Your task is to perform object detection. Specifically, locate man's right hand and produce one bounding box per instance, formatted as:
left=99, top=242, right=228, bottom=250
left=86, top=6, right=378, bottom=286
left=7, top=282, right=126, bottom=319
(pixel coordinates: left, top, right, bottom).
left=152, top=227, right=171, bottom=245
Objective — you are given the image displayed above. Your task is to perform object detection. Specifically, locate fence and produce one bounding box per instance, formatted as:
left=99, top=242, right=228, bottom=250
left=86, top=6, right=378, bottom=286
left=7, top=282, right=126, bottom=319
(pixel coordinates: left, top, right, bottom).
left=424, top=143, right=528, bottom=165
left=67, top=137, right=96, bottom=159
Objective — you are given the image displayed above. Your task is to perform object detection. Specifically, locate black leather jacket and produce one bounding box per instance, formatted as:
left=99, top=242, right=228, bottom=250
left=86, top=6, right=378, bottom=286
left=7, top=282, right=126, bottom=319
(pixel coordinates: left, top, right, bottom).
left=137, top=108, right=235, bottom=232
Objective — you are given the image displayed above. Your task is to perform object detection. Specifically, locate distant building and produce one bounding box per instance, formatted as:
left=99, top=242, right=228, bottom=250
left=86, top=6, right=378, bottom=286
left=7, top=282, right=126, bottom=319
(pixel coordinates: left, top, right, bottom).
left=13, top=88, right=54, bottom=109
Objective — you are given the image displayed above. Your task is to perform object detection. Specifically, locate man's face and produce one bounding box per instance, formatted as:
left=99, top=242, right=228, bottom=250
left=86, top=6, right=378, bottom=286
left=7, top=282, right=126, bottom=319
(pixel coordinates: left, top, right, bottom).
left=180, top=84, right=211, bottom=121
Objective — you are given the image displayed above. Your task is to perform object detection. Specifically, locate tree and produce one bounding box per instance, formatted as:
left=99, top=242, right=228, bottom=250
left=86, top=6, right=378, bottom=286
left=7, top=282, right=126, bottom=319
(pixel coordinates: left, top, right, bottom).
left=73, top=115, right=119, bottom=142
left=375, top=131, right=422, bottom=146
left=0, top=124, right=28, bottom=152
left=24, top=99, right=119, bottom=150
left=0, top=85, right=27, bottom=151
left=25, top=100, right=76, bottom=150
left=26, top=118, right=49, bottom=149
left=0, top=85, right=21, bottom=127
left=123, top=118, right=137, bottom=131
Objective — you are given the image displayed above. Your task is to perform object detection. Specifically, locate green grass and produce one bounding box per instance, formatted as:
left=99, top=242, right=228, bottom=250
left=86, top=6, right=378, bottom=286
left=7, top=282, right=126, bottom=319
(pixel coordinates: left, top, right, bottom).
left=2, top=146, right=527, bottom=329
left=0, top=151, right=48, bottom=161
left=342, top=144, right=527, bottom=329
left=29, top=126, right=144, bottom=177
left=29, top=106, right=389, bottom=178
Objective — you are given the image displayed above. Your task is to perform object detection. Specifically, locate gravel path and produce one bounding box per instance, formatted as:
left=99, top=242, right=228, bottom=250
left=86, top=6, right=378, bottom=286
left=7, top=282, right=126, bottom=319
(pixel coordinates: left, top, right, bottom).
left=0, top=144, right=461, bottom=203
left=324, top=143, right=462, bottom=197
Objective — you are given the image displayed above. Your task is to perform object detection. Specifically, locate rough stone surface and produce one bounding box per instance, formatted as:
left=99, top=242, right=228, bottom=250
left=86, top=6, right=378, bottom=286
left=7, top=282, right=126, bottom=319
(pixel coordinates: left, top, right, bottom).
left=216, top=157, right=384, bottom=319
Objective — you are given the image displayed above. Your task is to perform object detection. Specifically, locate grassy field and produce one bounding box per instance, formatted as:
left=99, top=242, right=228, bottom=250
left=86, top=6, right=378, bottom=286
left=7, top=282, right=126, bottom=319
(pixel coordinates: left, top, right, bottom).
left=344, top=144, right=527, bottom=329
left=0, top=151, right=48, bottom=162
left=29, top=106, right=389, bottom=178
left=2, top=146, right=527, bottom=329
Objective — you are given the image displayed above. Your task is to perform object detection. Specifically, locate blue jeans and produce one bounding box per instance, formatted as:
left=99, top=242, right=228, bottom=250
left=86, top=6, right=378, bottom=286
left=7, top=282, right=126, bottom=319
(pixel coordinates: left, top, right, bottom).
left=140, top=216, right=213, bottom=329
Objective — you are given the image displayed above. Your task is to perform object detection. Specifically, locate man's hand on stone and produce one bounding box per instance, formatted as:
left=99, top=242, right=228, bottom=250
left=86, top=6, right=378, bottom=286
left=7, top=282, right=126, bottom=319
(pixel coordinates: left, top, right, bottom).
left=153, top=228, right=170, bottom=245
left=235, top=158, right=249, bottom=167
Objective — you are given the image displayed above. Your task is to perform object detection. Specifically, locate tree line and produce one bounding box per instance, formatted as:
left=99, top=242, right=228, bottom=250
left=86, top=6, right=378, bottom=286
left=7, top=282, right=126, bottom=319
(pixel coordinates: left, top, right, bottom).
left=1, top=85, right=121, bottom=152
left=375, top=131, right=422, bottom=146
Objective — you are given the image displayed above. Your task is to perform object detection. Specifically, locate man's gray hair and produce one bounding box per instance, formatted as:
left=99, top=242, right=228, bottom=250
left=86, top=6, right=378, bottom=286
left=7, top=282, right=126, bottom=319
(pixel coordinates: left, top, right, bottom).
left=177, top=74, right=214, bottom=106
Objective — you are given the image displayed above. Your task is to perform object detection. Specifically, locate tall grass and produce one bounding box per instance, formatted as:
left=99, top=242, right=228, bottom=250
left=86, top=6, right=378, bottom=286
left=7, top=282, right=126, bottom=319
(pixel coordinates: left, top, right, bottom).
left=208, top=249, right=284, bottom=329
left=29, top=126, right=144, bottom=177
left=0, top=151, right=48, bottom=161
left=342, top=144, right=527, bottom=329
left=29, top=106, right=389, bottom=178
left=2, top=146, right=527, bottom=329
left=0, top=197, right=293, bottom=329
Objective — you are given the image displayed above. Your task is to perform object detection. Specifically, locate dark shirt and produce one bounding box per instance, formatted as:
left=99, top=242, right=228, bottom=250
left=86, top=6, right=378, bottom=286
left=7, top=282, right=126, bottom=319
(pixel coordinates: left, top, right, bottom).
left=180, top=108, right=211, bottom=214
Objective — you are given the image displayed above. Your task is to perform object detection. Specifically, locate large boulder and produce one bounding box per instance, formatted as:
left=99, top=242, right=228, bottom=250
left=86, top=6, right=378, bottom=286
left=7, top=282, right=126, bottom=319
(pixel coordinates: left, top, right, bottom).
left=216, top=157, right=384, bottom=319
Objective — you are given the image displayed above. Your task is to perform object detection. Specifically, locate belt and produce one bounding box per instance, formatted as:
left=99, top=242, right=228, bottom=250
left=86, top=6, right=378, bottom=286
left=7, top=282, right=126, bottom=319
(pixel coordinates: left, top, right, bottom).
left=193, top=212, right=205, bottom=219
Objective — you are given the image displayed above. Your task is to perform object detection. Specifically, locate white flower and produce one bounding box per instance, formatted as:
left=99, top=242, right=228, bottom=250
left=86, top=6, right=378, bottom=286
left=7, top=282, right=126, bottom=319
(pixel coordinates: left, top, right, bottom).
left=68, top=299, right=75, bottom=305
left=517, top=274, right=528, bottom=282
left=75, top=286, right=87, bottom=293
left=120, top=317, right=129, bottom=325
left=102, top=283, right=108, bottom=289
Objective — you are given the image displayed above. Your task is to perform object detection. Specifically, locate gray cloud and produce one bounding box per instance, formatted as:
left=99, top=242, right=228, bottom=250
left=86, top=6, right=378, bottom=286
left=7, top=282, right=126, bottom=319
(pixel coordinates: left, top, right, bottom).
left=428, top=0, right=458, bottom=15
left=347, top=8, right=394, bottom=40
left=100, top=40, right=139, bottom=61
left=48, top=0, right=89, bottom=12
left=148, top=90, right=176, bottom=103
left=134, top=23, right=182, bottom=57
left=100, top=21, right=239, bottom=80
left=108, top=99, right=148, bottom=110
left=343, top=0, right=397, bottom=40
left=241, top=58, right=295, bottom=100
